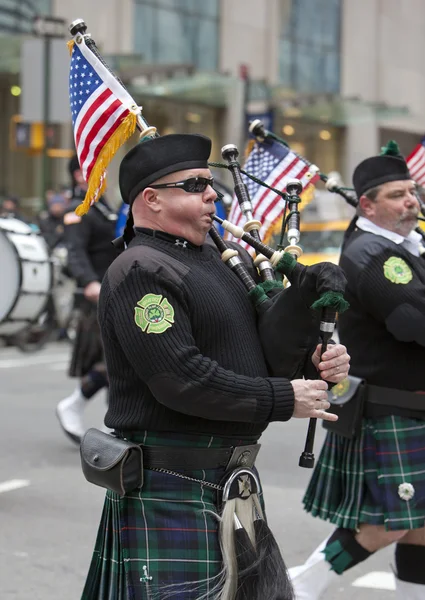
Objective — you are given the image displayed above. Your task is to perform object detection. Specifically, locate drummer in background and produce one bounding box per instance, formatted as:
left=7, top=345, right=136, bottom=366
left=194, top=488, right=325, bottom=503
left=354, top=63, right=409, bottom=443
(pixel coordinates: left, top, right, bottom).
left=37, top=191, right=68, bottom=251
left=0, top=195, right=29, bottom=224
left=56, top=155, right=118, bottom=445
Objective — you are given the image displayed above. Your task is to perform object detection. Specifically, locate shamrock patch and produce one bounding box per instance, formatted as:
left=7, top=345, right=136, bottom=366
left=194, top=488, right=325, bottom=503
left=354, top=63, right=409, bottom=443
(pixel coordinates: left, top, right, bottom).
left=331, top=377, right=350, bottom=400
left=134, top=293, right=174, bottom=334
left=383, top=257, right=412, bottom=284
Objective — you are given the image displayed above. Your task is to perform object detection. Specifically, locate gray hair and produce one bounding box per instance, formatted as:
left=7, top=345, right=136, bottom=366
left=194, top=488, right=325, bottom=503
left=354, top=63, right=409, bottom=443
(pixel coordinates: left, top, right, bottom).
left=356, top=184, right=382, bottom=216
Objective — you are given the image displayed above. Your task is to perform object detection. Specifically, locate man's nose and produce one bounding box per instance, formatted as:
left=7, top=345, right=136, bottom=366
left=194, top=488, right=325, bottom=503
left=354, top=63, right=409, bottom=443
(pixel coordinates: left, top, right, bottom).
left=203, top=185, right=217, bottom=203
left=406, top=192, right=419, bottom=207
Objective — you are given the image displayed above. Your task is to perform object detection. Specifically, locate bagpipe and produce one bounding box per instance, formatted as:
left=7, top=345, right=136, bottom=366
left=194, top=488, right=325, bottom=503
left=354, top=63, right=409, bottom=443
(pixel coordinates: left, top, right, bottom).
left=209, top=141, right=348, bottom=468
left=67, top=19, right=348, bottom=468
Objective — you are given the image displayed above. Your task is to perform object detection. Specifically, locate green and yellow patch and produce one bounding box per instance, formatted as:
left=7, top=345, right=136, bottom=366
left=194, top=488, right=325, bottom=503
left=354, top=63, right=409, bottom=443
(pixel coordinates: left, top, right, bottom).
left=134, top=293, right=174, bottom=334
left=383, top=256, right=412, bottom=285
left=332, top=377, right=350, bottom=398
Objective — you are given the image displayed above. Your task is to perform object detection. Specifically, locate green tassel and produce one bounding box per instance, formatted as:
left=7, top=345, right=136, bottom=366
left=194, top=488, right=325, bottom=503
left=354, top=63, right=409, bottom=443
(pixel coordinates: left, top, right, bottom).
left=380, top=140, right=402, bottom=157
left=275, top=252, right=297, bottom=276
left=259, top=280, right=284, bottom=293
left=248, top=285, right=269, bottom=307
left=311, top=291, right=350, bottom=313
left=323, top=540, right=353, bottom=575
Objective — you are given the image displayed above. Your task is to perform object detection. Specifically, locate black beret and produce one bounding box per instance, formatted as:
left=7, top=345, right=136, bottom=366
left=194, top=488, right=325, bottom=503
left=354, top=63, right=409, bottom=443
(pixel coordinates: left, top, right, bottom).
left=68, top=154, right=80, bottom=176
left=119, top=134, right=211, bottom=205
left=353, top=155, right=411, bottom=198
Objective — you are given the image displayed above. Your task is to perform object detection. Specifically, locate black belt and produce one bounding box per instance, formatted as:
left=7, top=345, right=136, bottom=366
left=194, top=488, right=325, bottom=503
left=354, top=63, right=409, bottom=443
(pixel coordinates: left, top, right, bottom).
left=367, top=384, right=425, bottom=412
left=141, top=443, right=261, bottom=471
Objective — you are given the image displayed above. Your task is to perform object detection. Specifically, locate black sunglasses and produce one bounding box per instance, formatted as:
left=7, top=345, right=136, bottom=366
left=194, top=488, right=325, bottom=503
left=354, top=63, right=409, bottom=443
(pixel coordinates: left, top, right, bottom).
left=149, top=176, right=214, bottom=194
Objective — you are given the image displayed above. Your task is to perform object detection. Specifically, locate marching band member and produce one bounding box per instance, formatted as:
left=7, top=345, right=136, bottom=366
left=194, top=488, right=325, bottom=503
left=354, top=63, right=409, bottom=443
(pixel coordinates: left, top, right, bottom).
left=291, top=149, right=425, bottom=600
left=56, top=155, right=118, bottom=445
left=80, top=133, right=350, bottom=600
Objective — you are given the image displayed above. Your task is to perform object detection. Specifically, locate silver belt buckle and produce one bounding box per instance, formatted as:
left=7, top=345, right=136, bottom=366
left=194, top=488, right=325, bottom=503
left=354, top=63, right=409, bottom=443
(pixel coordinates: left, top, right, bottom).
left=226, top=443, right=261, bottom=471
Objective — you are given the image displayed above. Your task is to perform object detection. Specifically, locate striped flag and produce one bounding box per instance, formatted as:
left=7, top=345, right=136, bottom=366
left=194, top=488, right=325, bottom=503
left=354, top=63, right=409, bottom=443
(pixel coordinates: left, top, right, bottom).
left=68, top=35, right=139, bottom=215
left=406, top=137, right=425, bottom=186
left=226, top=139, right=319, bottom=251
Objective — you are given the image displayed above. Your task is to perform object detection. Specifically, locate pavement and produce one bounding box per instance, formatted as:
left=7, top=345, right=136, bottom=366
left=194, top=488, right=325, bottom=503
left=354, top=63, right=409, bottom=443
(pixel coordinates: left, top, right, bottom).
left=0, top=342, right=396, bottom=599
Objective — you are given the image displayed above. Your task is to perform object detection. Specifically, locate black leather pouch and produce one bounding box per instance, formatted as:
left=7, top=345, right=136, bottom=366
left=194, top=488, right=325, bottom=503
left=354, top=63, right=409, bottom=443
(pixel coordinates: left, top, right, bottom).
left=80, top=428, right=144, bottom=496
left=323, top=375, right=365, bottom=439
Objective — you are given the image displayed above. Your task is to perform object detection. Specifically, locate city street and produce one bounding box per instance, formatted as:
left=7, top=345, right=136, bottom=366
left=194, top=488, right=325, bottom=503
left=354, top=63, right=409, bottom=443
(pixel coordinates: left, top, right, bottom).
left=0, top=342, right=395, bottom=600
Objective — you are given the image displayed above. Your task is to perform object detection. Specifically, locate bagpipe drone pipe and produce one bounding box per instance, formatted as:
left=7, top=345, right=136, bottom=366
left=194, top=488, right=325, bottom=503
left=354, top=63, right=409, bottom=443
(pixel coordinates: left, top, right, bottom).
left=208, top=142, right=349, bottom=468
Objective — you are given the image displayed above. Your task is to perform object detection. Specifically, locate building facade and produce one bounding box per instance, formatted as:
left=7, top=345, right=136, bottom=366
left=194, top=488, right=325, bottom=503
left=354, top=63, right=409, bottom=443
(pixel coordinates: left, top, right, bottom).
left=1, top=0, right=425, bottom=210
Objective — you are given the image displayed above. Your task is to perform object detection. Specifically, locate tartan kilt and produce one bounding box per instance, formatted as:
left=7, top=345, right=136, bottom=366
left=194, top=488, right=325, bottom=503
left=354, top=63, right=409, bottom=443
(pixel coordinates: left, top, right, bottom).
left=69, top=300, right=104, bottom=378
left=81, top=431, right=265, bottom=600
left=303, top=415, right=425, bottom=531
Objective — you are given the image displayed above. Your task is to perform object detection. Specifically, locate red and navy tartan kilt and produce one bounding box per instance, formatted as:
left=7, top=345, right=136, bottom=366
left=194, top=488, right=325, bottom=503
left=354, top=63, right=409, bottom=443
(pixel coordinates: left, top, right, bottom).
left=303, top=415, right=425, bottom=531
left=81, top=431, right=263, bottom=600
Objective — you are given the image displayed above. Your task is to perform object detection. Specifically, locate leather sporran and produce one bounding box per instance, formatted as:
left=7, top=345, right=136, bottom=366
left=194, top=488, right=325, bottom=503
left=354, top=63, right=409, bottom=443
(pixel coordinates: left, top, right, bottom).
left=80, top=428, right=143, bottom=496
left=323, top=375, right=365, bottom=439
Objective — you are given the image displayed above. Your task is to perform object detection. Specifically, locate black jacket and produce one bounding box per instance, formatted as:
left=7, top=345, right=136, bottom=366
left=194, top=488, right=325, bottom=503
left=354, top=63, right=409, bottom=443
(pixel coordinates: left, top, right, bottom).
left=338, top=228, right=425, bottom=393
left=63, top=194, right=118, bottom=288
left=38, top=212, right=65, bottom=250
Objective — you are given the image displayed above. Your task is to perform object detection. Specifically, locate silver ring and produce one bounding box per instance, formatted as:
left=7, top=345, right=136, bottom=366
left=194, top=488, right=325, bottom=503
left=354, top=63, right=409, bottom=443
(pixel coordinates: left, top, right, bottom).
left=335, top=365, right=340, bottom=373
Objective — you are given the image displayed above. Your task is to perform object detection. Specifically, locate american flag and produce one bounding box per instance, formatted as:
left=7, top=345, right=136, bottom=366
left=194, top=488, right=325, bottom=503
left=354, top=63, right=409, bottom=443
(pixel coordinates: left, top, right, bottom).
left=406, top=138, right=425, bottom=187
left=226, top=139, right=319, bottom=250
left=68, top=35, right=138, bottom=215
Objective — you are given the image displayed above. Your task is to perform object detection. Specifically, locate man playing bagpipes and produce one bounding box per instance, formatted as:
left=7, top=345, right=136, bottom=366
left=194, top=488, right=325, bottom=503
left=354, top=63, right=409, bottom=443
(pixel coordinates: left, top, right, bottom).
left=66, top=19, right=350, bottom=600
left=291, top=146, right=425, bottom=600
left=81, top=133, right=352, bottom=600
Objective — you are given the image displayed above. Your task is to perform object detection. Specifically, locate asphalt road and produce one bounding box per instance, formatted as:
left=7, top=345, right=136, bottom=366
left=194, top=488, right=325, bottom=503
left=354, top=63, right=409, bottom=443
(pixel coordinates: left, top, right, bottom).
left=0, top=342, right=395, bottom=599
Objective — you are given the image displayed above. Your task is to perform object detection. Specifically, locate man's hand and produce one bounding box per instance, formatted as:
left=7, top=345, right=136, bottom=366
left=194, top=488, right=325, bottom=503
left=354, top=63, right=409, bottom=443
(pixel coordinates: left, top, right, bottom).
left=311, top=343, right=350, bottom=383
left=291, top=379, right=338, bottom=422
left=84, top=281, right=101, bottom=303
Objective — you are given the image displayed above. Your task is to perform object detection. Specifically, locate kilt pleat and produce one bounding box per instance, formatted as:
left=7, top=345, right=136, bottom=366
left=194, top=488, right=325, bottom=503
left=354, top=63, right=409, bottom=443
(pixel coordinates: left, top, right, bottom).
left=81, top=431, right=262, bottom=600
left=303, top=416, right=425, bottom=531
left=81, top=490, right=127, bottom=599
left=302, top=425, right=364, bottom=529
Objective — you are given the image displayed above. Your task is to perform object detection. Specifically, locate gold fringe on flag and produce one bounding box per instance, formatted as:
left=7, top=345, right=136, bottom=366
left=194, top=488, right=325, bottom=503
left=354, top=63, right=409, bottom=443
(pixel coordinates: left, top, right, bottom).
left=67, top=39, right=75, bottom=56
left=75, top=111, right=138, bottom=216
left=244, top=138, right=256, bottom=159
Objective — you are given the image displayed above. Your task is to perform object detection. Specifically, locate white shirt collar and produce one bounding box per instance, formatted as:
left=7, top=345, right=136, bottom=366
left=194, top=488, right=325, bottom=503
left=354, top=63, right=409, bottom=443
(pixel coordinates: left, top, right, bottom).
left=356, top=216, right=423, bottom=257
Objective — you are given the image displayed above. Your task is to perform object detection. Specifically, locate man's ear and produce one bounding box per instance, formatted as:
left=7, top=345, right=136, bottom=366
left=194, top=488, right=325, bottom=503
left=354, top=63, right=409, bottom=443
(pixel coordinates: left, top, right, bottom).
left=359, top=194, right=374, bottom=218
left=142, top=187, right=161, bottom=213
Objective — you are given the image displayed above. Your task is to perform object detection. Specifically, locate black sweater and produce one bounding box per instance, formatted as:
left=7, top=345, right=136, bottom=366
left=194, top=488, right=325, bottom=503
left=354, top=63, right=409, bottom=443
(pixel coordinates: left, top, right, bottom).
left=338, top=229, right=425, bottom=392
left=100, top=229, right=295, bottom=438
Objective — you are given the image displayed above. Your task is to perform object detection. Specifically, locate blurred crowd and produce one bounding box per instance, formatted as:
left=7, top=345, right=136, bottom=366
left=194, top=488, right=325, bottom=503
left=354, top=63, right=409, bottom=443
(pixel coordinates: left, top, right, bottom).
left=0, top=187, right=71, bottom=250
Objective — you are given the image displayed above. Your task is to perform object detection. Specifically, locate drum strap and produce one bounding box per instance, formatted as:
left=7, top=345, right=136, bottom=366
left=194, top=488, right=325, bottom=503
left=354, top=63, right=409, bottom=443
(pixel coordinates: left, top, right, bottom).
left=93, top=201, right=117, bottom=222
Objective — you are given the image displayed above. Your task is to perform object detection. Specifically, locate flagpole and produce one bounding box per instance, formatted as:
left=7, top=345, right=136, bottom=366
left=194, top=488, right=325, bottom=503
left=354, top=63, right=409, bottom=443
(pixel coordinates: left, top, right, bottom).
left=68, top=18, right=158, bottom=141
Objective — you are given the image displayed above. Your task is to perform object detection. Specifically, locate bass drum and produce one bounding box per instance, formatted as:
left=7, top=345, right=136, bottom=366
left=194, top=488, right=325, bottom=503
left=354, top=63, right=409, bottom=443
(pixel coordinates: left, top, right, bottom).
left=0, top=217, right=53, bottom=336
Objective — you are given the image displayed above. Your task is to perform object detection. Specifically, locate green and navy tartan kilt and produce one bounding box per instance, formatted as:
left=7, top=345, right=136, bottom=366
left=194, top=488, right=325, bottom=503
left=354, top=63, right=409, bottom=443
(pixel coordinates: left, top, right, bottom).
left=81, top=430, right=263, bottom=600
left=303, top=415, right=425, bottom=531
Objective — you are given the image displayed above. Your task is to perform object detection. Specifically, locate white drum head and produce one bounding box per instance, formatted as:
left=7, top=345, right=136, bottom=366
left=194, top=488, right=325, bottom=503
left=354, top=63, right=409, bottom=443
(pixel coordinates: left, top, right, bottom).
left=0, top=216, right=33, bottom=235
left=0, top=228, right=20, bottom=321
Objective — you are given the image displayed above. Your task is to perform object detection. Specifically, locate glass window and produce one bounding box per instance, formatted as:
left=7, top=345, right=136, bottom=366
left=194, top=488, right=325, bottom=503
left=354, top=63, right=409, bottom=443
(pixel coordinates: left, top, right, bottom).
left=279, top=0, right=341, bottom=94
left=0, top=0, right=52, bottom=33
left=134, top=0, right=219, bottom=70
